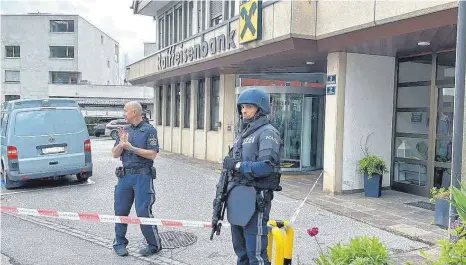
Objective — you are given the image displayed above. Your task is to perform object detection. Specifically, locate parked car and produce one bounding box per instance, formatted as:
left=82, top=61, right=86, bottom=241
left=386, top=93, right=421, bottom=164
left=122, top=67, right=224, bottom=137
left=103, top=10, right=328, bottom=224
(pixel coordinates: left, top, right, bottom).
left=0, top=98, right=93, bottom=189
left=105, top=119, right=130, bottom=140
left=93, top=123, right=106, bottom=137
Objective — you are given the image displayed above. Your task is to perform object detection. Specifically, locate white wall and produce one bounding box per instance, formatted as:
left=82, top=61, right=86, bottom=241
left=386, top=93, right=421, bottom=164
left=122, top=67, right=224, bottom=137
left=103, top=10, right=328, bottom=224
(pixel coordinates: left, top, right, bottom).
left=0, top=14, right=121, bottom=102
left=48, top=84, right=154, bottom=99
left=341, top=53, right=396, bottom=191
left=77, top=17, right=120, bottom=85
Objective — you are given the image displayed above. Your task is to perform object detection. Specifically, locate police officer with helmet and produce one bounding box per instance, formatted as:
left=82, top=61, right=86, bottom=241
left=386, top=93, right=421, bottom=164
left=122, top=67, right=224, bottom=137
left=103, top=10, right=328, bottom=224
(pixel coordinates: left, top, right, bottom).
left=111, top=101, right=163, bottom=257
left=222, top=87, right=282, bottom=265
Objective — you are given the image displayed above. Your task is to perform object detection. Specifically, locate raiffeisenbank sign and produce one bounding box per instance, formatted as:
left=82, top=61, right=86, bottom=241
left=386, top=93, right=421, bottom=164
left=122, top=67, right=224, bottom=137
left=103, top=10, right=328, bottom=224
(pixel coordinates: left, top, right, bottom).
left=156, top=0, right=262, bottom=72
left=156, top=29, right=237, bottom=71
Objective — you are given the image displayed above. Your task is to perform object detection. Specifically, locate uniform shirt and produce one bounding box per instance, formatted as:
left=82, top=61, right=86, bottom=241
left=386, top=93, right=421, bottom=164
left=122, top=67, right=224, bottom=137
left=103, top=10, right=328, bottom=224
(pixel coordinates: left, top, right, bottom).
left=114, top=121, right=159, bottom=169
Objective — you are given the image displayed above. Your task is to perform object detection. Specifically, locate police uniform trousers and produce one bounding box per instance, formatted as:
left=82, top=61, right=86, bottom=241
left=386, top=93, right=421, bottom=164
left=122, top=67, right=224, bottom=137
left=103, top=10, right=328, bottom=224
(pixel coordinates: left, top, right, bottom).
left=113, top=173, right=162, bottom=251
left=231, top=200, right=272, bottom=265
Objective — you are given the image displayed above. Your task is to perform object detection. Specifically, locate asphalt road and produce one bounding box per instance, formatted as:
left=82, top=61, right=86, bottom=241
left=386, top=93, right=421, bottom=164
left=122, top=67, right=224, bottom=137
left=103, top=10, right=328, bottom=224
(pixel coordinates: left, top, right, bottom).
left=1, top=139, right=427, bottom=265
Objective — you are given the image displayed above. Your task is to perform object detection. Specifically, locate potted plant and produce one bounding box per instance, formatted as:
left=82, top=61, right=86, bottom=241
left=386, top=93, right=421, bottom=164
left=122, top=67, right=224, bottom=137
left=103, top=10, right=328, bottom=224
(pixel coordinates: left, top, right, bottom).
left=430, top=187, right=450, bottom=228
left=359, top=155, right=388, bottom=197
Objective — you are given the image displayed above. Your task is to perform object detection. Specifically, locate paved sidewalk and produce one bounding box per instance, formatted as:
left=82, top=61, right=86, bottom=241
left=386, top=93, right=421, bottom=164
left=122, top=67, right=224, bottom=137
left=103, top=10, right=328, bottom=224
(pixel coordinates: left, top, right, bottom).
left=1, top=254, right=12, bottom=265
left=159, top=150, right=447, bottom=262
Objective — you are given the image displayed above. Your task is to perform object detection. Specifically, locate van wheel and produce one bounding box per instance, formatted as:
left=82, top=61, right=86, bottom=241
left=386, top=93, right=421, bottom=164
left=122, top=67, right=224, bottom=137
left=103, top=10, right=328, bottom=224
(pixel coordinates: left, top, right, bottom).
left=110, top=130, right=118, bottom=140
left=2, top=169, right=21, bottom=190
left=77, top=173, right=89, bottom=182
left=95, top=132, right=101, bottom=137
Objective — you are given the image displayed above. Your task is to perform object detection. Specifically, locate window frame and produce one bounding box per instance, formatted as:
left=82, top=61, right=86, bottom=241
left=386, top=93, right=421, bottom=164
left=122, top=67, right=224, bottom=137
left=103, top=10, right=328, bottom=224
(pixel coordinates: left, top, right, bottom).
left=5, top=46, right=20, bottom=58
left=4, top=70, right=20, bottom=83
left=49, top=46, right=75, bottom=59
left=50, top=20, right=75, bottom=33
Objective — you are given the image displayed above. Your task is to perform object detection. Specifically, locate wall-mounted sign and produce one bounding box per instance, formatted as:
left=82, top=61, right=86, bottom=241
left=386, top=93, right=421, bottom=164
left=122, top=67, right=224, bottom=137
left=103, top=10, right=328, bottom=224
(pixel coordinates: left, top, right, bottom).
left=326, top=75, right=337, bottom=95
left=326, top=86, right=336, bottom=95
left=239, top=0, right=262, bottom=44
left=327, top=75, right=336, bottom=84
left=157, top=29, right=237, bottom=71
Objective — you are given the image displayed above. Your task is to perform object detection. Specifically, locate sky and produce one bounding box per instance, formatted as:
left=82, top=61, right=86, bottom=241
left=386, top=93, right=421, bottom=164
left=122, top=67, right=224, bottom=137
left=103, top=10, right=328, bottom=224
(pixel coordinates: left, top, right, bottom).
left=1, top=0, right=156, bottom=66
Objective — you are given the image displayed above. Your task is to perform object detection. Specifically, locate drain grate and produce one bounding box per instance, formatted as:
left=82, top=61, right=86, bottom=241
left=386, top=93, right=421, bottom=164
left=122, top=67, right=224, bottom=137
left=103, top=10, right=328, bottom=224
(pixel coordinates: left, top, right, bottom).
left=157, top=231, right=197, bottom=249
left=405, top=201, right=435, bottom=211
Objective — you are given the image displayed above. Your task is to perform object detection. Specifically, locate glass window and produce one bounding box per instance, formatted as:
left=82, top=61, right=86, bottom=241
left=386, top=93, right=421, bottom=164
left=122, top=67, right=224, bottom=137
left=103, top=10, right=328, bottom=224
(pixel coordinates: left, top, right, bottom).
left=184, top=81, right=191, bottom=128
left=438, top=86, right=454, bottom=110
left=197, top=79, right=205, bottom=129
left=158, top=86, right=163, bottom=125
left=396, top=86, right=430, bottom=108
left=395, top=111, right=429, bottom=135
left=437, top=111, right=453, bottom=136
left=5, top=46, right=20, bottom=58
left=50, top=72, right=78, bottom=84
left=158, top=17, right=165, bottom=49
left=398, top=55, right=432, bottom=83
left=166, top=85, right=171, bottom=126
left=4, top=70, right=20, bottom=83
left=50, top=46, right=74, bottom=58
left=4, top=95, right=19, bottom=101
left=436, top=51, right=456, bottom=82
left=175, top=83, right=181, bottom=127
left=210, top=77, right=220, bottom=131
left=395, top=137, right=429, bottom=160
left=434, top=167, right=451, bottom=188
left=14, top=109, right=85, bottom=136
left=435, top=139, right=452, bottom=163
left=50, top=20, right=74, bottom=32
left=394, top=161, right=427, bottom=186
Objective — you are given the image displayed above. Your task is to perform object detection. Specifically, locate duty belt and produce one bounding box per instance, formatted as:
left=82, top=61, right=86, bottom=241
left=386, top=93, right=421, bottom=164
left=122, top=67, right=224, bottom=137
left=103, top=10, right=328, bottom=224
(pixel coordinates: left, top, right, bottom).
left=124, top=167, right=151, bottom=175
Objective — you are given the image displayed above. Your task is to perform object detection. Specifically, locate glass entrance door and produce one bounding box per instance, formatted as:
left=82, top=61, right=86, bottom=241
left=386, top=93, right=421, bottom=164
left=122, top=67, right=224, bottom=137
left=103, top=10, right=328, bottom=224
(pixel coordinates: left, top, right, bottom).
left=392, top=51, right=456, bottom=197
left=267, top=94, right=324, bottom=171
left=301, top=96, right=324, bottom=170
left=269, top=93, right=303, bottom=170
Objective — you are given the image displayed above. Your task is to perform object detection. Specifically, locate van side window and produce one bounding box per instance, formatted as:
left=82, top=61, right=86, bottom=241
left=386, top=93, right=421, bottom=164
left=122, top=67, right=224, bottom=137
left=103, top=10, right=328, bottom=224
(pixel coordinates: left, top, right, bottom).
left=1, top=113, right=8, bottom=137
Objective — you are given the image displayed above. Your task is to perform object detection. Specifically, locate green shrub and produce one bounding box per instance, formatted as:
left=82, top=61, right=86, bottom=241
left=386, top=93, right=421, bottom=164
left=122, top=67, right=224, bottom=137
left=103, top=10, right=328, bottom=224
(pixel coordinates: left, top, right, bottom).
left=358, top=155, right=388, bottom=179
left=314, top=236, right=391, bottom=265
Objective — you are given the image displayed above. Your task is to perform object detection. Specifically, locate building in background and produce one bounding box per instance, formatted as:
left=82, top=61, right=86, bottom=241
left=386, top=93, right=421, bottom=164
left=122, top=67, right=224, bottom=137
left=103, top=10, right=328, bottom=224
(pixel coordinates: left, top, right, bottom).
left=1, top=13, right=121, bottom=102
left=127, top=0, right=464, bottom=198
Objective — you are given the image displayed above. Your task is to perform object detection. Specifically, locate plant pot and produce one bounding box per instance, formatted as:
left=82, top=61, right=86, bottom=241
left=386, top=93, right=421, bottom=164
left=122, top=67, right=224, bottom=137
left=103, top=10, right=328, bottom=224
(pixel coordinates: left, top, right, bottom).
left=363, top=172, right=382, bottom=198
left=435, top=199, right=450, bottom=228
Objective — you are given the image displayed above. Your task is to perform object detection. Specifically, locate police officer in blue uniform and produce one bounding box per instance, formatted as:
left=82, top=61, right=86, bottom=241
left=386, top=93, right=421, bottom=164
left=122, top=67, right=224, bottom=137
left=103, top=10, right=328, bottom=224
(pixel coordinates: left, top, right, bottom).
left=222, top=87, right=282, bottom=265
left=112, top=101, right=163, bottom=257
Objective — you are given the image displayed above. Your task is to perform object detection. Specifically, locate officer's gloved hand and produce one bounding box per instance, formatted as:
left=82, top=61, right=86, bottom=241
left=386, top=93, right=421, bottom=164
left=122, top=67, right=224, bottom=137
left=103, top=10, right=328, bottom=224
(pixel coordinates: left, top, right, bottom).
left=223, top=156, right=237, bottom=170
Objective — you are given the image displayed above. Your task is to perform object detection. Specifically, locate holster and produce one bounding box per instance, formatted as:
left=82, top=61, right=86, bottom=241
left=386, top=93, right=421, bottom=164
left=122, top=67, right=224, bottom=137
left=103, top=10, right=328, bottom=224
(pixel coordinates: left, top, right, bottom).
left=150, top=166, right=157, bottom=180
left=256, top=190, right=273, bottom=213
left=115, top=166, right=124, bottom=178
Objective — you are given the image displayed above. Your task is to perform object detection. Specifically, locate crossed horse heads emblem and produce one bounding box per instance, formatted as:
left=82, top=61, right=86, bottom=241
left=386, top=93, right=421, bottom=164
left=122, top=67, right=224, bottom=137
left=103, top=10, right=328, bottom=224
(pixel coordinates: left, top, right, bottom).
left=240, top=1, right=257, bottom=39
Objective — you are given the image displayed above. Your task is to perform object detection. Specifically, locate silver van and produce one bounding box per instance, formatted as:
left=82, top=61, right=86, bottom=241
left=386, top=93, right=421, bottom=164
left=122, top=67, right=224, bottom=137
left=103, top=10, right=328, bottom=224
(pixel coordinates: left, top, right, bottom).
left=0, top=98, right=93, bottom=189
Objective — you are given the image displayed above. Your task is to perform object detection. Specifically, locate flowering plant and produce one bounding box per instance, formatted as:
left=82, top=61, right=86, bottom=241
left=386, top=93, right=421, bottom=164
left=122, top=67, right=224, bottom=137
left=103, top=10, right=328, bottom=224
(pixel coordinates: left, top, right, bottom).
left=307, top=227, right=323, bottom=255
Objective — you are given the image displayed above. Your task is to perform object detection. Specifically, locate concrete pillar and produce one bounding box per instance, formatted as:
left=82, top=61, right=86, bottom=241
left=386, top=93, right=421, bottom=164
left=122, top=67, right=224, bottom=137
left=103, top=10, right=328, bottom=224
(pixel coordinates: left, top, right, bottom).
left=170, top=82, right=176, bottom=152
left=190, top=79, right=198, bottom=157
left=323, top=52, right=347, bottom=194
left=323, top=52, right=396, bottom=194
left=161, top=84, right=168, bottom=150
left=153, top=86, right=159, bottom=128
left=220, top=74, right=236, bottom=158
left=204, top=77, right=212, bottom=159
left=179, top=82, right=186, bottom=154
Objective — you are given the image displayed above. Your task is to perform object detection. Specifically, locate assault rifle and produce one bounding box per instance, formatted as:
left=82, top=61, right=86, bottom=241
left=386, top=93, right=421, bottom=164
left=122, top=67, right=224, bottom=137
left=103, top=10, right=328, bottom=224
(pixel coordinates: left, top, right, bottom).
left=210, top=147, right=233, bottom=240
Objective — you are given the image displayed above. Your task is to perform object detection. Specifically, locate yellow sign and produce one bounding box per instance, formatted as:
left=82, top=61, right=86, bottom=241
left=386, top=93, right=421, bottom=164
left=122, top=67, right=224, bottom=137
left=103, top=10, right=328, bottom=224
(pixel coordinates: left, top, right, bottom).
left=239, top=0, right=262, bottom=44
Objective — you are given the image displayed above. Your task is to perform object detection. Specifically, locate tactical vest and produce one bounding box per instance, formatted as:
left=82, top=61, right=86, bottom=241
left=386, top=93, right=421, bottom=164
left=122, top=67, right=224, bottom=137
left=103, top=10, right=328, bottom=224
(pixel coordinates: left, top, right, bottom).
left=232, top=123, right=282, bottom=192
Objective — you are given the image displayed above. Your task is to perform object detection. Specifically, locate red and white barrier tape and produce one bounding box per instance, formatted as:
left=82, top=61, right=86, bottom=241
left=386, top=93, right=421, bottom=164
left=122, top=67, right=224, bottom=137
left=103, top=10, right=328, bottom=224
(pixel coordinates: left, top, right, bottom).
left=0, top=206, right=230, bottom=228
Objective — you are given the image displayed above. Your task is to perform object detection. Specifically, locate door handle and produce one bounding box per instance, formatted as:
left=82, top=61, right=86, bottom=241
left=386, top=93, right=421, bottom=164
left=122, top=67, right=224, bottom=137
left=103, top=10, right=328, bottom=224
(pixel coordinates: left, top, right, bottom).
left=49, top=161, right=58, bottom=165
